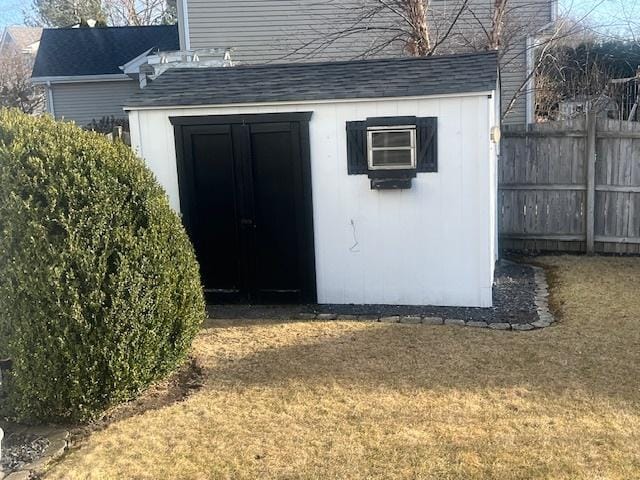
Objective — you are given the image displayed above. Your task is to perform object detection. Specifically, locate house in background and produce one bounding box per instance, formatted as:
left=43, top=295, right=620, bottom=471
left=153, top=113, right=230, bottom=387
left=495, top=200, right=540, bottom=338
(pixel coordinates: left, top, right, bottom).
left=30, top=25, right=179, bottom=126
left=0, top=26, right=42, bottom=57
left=175, top=0, right=556, bottom=124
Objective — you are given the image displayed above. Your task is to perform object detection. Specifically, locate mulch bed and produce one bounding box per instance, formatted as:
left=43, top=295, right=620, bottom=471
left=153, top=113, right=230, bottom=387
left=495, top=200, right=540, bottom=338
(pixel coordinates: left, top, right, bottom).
left=207, top=259, right=538, bottom=325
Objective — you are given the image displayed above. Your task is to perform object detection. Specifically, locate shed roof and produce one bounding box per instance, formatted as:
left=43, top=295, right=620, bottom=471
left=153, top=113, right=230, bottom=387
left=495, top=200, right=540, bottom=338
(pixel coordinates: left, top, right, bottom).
left=32, top=25, right=179, bottom=78
left=125, top=51, right=498, bottom=109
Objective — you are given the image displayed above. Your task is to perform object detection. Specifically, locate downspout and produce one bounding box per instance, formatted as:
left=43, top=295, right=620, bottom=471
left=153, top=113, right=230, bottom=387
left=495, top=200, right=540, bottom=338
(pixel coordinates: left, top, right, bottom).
left=180, top=0, right=191, bottom=51
left=525, top=0, right=557, bottom=124
left=46, top=81, right=55, bottom=117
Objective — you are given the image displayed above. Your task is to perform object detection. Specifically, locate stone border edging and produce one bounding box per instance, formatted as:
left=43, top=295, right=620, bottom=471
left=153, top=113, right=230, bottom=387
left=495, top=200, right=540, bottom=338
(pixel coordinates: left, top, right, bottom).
left=0, top=426, right=69, bottom=480
left=296, top=264, right=555, bottom=331
left=530, top=265, right=555, bottom=329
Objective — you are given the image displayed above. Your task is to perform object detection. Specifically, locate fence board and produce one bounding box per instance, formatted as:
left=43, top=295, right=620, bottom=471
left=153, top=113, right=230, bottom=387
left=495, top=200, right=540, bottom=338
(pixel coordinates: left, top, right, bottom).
left=499, top=114, right=640, bottom=254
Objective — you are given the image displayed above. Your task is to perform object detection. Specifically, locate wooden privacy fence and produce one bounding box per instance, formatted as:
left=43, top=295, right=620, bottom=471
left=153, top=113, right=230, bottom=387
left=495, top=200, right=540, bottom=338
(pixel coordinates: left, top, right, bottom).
left=105, top=126, right=131, bottom=146
left=499, top=114, right=640, bottom=254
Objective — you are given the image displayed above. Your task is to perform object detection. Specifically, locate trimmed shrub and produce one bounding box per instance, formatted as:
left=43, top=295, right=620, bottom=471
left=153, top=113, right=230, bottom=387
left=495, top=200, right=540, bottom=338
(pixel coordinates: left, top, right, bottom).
left=0, top=109, right=205, bottom=423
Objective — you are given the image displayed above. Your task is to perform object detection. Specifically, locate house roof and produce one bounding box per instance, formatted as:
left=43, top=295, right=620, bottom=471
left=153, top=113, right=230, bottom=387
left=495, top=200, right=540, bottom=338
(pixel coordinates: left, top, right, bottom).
left=2, top=26, right=42, bottom=51
left=31, top=25, right=179, bottom=79
left=125, top=51, right=498, bottom=109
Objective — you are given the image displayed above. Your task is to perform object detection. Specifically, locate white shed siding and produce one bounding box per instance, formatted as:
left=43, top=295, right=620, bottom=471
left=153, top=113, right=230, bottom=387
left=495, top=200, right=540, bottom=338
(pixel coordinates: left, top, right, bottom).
left=128, top=93, right=497, bottom=307
left=50, top=80, right=139, bottom=126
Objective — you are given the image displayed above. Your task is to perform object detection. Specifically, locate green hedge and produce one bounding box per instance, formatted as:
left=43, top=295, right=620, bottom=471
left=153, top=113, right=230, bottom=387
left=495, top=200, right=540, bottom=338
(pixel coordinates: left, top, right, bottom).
left=0, top=110, right=205, bottom=423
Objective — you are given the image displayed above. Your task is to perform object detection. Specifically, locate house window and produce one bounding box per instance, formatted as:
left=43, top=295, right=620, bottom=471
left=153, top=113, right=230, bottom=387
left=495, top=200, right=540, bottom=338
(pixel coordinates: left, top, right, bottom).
left=367, top=126, right=416, bottom=170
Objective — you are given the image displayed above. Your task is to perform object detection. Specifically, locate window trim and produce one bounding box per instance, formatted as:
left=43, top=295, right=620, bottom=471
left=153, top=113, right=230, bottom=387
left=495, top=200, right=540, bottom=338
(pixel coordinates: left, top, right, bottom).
left=366, top=125, right=417, bottom=171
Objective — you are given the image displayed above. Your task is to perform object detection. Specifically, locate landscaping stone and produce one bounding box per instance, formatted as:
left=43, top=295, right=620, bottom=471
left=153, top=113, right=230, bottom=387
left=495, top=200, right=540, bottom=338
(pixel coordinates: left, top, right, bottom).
left=532, top=319, right=551, bottom=329
left=444, top=318, right=465, bottom=327
left=379, top=316, right=400, bottom=323
left=337, top=315, right=358, bottom=321
left=466, top=321, right=488, bottom=328
left=297, top=313, right=317, bottom=320
left=357, top=315, right=380, bottom=322
left=0, top=425, right=69, bottom=479
left=400, top=315, right=421, bottom=324
left=538, top=312, right=554, bottom=322
left=422, top=317, right=444, bottom=325
left=488, top=322, right=511, bottom=330
left=512, top=323, right=535, bottom=331
left=317, top=313, right=337, bottom=321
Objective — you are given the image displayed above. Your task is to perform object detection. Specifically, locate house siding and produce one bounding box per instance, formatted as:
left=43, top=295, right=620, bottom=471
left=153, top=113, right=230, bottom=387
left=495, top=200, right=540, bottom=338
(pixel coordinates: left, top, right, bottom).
left=49, top=80, right=139, bottom=126
left=184, top=0, right=553, bottom=124
left=128, top=92, right=498, bottom=307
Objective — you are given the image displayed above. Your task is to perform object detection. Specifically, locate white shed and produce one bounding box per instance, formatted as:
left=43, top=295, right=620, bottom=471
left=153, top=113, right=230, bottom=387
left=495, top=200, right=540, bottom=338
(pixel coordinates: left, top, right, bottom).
left=125, top=51, right=500, bottom=307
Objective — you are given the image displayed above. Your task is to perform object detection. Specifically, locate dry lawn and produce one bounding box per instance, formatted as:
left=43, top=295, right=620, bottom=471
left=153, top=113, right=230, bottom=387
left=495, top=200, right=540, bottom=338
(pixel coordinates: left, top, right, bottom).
left=45, top=256, right=640, bottom=479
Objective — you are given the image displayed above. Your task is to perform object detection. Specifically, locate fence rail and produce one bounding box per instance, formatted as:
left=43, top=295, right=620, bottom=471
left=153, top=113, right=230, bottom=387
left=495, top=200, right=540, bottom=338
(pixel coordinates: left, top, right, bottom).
left=499, top=114, right=640, bottom=254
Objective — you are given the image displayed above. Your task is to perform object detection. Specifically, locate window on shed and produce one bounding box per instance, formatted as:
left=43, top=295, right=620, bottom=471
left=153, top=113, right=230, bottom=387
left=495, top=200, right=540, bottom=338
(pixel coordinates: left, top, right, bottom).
left=346, top=117, right=437, bottom=175
left=367, top=126, right=416, bottom=170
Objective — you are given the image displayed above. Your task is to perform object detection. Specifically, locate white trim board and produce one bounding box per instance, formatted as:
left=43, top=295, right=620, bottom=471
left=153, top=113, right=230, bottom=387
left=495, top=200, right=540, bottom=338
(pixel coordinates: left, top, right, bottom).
left=31, top=74, right=133, bottom=85
left=124, top=90, right=496, bottom=112
left=120, top=48, right=153, bottom=75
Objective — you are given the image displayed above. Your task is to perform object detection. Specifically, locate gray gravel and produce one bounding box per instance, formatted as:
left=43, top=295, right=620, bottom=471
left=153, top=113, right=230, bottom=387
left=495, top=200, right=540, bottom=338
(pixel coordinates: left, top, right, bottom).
left=208, top=259, right=538, bottom=325
left=1, top=432, right=49, bottom=473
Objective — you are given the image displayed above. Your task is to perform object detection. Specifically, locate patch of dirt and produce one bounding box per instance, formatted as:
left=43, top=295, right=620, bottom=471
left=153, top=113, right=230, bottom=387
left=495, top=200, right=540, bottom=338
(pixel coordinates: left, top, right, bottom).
left=70, top=357, right=204, bottom=442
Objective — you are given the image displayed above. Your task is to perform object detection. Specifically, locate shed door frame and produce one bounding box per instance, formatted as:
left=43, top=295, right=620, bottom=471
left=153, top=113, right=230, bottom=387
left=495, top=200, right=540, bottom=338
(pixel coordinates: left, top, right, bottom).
left=170, top=112, right=317, bottom=304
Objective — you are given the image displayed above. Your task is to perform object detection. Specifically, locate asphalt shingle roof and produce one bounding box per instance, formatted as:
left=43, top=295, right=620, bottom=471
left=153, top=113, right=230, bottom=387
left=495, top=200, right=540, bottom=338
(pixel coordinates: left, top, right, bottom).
left=125, top=51, right=498, bottom=109
left=32, top=25, right=179, bottom=78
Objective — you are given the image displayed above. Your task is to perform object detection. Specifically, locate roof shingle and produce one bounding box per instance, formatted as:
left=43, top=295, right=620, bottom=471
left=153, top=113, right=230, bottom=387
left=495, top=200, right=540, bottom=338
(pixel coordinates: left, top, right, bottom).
left=125, top=51, right=498, bottom=109
left=32, top=25, right=179, bottom=78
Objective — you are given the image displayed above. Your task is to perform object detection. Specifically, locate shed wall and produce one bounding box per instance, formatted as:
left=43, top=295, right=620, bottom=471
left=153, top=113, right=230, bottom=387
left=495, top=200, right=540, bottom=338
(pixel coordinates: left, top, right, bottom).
left=128, top=94, right=497, bottom=307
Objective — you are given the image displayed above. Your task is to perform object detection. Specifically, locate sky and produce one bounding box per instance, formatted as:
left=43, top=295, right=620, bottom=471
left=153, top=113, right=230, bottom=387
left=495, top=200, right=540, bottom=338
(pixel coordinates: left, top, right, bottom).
left=0, top=0, right=27, bottom=29
left=564, top=0, right=639, bottom=24
left=0, top=0, right=638, bottom=33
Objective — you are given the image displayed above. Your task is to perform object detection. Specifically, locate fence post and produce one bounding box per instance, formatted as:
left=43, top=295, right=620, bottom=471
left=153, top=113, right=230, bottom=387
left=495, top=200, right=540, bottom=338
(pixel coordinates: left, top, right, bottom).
left=112, top=125, right=123, bottom=143
left=585, top=112, right=597, bottom=254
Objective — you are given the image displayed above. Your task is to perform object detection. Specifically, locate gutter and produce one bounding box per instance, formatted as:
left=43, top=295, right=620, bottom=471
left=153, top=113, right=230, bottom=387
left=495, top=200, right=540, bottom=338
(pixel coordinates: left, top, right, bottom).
left=31, top=74, right=133, bottom=85
left=180, top=0, right=191, bottom=51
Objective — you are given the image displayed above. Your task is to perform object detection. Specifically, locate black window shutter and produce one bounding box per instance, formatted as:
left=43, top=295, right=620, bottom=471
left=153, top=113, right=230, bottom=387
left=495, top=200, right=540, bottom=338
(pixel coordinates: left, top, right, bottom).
left=346, top=121, right=367, bottom=174
left=416, top=117, right=438, bottom=172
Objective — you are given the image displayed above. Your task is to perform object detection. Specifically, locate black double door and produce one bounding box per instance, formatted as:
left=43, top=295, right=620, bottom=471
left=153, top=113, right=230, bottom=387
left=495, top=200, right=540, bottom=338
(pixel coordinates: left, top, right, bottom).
left=172, top=113, right=316, bottom=304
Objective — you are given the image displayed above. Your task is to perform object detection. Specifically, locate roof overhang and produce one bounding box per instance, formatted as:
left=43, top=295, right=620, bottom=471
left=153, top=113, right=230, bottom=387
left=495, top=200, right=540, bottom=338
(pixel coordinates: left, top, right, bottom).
left=31, top=73, right=133, bottom=85
left=120, top=48, right=154, bottom=76
left=124, top=90, right=497, bottom=112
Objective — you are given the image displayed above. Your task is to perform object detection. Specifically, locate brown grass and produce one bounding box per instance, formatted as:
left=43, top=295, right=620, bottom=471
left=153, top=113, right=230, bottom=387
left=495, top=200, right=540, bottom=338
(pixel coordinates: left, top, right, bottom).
left=45, top=256, right=640, bottom=479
